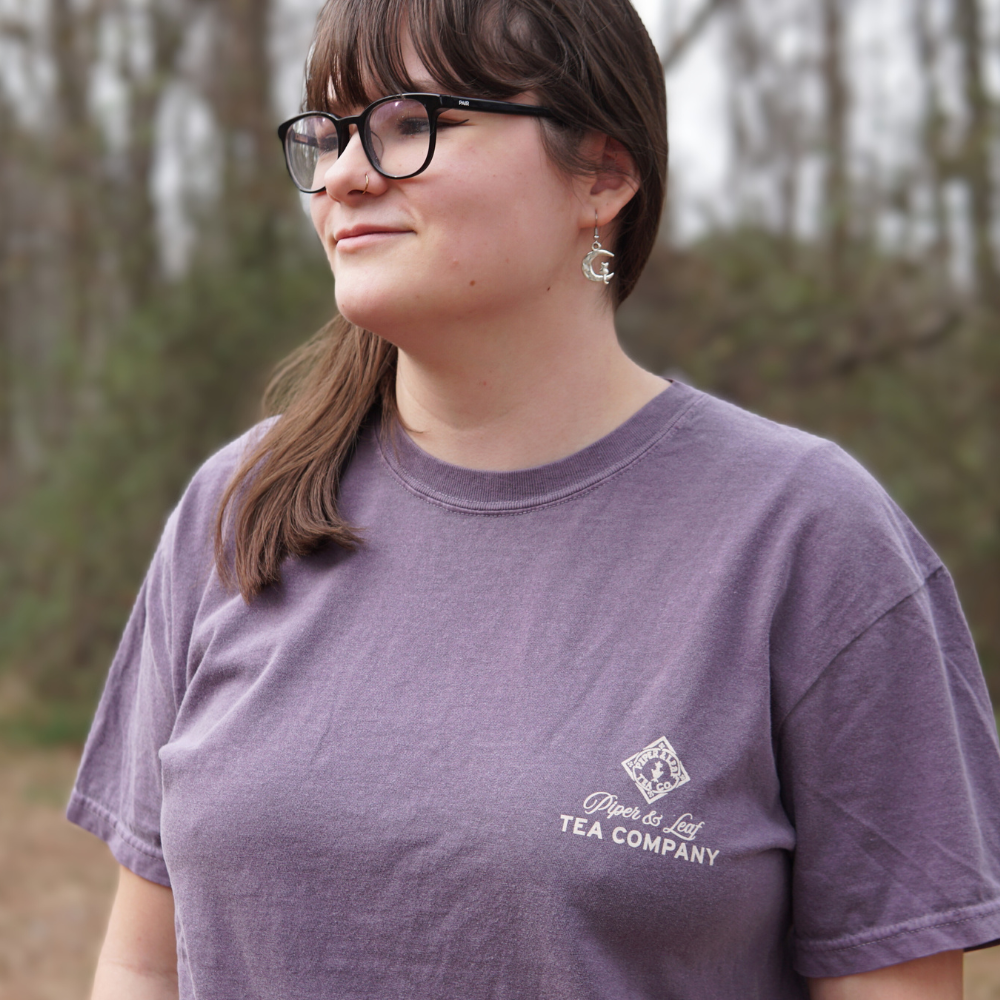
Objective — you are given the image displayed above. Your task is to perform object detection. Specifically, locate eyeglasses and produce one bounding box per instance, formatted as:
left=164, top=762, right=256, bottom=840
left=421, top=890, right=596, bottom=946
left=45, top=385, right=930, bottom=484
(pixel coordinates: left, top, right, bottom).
left=277, top=93, right=556, bottom=193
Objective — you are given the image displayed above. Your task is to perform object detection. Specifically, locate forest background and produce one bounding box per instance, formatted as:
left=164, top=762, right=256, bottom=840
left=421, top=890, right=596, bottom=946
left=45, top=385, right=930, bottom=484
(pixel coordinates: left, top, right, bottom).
left=0, top=0, right=998, bottom=742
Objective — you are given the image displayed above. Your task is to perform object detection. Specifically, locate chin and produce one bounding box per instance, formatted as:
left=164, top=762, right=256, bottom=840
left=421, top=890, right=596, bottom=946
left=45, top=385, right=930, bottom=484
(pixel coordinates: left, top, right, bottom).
left=334, top=279, right=427, bottom=338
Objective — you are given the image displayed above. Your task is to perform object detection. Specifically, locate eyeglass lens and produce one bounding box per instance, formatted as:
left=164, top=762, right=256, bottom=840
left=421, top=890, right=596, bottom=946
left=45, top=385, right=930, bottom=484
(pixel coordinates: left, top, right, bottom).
left=285, top=99, right=432, bottom=189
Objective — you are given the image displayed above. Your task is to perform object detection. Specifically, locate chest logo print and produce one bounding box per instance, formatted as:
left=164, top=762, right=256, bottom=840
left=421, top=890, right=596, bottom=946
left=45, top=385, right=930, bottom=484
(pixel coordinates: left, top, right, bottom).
left=621, top=736, right=690, bottom=804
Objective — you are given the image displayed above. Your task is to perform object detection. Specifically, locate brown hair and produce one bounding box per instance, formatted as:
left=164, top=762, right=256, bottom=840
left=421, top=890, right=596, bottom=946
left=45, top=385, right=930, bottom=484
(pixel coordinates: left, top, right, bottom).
left=216, top=0, right=668, bottom=599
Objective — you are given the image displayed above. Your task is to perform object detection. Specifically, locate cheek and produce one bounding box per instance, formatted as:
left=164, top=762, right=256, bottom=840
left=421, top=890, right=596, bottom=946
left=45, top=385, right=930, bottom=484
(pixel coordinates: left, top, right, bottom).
left=309, top=196, right=333, bottom=254
left=334, top=138, right=577, bottom=325
left=435, top=162, right=572, bottom=282
left=412, top=207, right=560, bottom=315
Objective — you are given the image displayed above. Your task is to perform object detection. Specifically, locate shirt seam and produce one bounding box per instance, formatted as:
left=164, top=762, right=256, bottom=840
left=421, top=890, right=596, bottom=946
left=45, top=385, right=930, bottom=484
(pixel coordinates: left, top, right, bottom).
left=775, top=563, right=946, bottom=736
left=375, top=392, right=705, bottom=516
left=795, top=896, right=1000, bottom=954
left=69, top=788, right=166, bottom=862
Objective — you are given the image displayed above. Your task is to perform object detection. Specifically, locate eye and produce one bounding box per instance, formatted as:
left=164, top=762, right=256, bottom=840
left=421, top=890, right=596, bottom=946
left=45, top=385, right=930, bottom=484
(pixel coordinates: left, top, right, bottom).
left=396, top=114, right=432, bottom=137
left=305, top=118, right=339, bottom=151
left=436, top=116, right=470, bottom=130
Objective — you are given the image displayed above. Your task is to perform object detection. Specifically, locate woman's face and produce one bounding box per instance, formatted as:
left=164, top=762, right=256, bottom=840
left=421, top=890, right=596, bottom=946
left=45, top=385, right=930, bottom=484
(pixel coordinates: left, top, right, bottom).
left=308, top=52, right=596, bottom=343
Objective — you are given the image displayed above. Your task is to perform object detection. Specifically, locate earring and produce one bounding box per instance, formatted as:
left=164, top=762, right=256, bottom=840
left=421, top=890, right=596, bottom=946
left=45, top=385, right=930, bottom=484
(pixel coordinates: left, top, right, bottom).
left=582, top=213, right=615, bottom=284
left=362, top=173, right=370, bottom=195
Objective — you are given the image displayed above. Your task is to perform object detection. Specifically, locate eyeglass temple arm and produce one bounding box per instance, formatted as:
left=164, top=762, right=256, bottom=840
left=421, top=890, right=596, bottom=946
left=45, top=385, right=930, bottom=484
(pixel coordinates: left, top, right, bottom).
left=437, top=95, right=554, bottom=118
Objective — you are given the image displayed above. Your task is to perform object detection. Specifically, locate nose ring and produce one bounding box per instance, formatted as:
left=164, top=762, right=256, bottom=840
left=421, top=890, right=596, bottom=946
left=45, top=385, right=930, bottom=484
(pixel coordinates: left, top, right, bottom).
left=363, top=173, right=369, bottom=195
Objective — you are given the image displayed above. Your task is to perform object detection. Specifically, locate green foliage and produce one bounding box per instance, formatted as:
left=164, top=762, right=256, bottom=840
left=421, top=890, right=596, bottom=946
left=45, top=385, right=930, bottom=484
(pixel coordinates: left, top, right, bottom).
left=0, top=240, right=334, bottom=732
left=0, top=699, right=98, bottom=747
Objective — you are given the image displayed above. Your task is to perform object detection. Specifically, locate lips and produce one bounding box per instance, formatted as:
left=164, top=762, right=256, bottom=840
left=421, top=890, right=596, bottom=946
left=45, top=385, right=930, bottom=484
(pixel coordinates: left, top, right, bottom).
left=334, top=223, right=411, bottom=243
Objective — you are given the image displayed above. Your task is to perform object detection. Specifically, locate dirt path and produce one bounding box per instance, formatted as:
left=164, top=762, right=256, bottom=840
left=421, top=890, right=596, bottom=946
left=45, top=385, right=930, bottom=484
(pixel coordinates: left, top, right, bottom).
left=0, top=746, right=117, bottom=1000
left=1, top=745, right=999, bottom=999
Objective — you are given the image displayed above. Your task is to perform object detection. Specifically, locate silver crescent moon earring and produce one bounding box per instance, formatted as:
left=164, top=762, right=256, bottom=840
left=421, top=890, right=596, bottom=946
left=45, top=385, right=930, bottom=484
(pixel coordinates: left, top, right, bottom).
left=582, top=213, right=615, bottom=285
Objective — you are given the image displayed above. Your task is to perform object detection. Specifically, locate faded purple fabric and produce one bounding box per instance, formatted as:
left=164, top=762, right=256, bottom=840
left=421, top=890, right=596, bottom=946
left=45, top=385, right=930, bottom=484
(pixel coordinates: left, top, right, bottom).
left=69, top=382, right=1000, bottom=999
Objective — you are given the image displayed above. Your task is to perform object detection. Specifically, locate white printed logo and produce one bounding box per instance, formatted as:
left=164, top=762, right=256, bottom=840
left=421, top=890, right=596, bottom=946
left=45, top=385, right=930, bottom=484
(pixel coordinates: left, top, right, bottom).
left=621, top=736, right=690, bottom=804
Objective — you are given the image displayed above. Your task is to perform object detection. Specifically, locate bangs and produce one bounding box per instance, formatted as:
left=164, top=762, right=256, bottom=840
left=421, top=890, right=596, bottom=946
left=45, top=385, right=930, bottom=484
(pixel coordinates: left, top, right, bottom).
left=305, top=0, right=573, bottom=116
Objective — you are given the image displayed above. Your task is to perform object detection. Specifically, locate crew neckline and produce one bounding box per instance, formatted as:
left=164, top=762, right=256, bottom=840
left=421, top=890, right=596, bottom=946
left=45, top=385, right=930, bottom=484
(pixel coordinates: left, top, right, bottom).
left=376, top=381, right=700, bottom=513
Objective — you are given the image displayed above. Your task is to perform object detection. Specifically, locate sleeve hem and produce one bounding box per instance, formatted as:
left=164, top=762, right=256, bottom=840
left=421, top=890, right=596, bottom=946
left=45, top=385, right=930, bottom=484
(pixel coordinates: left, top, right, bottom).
left=793, top=897, right=1000, bottom=978
left=66, top=789, right=171, bottom=888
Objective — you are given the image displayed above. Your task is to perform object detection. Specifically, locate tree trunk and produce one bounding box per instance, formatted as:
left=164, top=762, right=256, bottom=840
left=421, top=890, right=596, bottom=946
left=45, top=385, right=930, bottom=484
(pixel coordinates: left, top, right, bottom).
left=914, top=0, right=952, bottom=272
left=203, top=0, right=290, bottom=266
left=954, top=0, right=997, bottom=309
left=0, top=96, right=12, bottom=496
left=48, top=0, right=108, bottom=432
left=116, top=0, right=188, bottom=306
left=50, top=0, right=98, bottom=351
left=819, top=0, right=849, bottom=289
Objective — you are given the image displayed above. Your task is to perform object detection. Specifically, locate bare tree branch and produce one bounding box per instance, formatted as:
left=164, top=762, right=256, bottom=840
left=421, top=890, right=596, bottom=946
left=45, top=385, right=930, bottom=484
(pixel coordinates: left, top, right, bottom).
left=831, top=310, right=962, bottom=378
left=662, top=0, right=731, bottom=74
left=0, top=19, right=30, bottom=42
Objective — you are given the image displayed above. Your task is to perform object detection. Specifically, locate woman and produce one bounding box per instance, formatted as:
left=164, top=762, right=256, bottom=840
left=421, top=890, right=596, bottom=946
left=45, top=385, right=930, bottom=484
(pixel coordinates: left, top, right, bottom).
left=70, top=0, right=1000, bottom=997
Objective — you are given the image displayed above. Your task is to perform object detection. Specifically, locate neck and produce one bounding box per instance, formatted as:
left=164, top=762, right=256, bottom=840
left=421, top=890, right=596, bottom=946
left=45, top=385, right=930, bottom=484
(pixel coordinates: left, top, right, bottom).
left=390, top=284, right=667, bottom=471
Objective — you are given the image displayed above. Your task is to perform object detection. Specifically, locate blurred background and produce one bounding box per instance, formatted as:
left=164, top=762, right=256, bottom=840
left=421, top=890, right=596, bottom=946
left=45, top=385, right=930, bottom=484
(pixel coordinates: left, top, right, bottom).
left=0, top=0, right=998, bottom=996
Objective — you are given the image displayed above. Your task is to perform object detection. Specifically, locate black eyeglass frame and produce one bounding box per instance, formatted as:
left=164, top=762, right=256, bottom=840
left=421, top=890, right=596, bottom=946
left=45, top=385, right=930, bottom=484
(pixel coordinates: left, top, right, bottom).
left=277, top=93, right=556, bottom=192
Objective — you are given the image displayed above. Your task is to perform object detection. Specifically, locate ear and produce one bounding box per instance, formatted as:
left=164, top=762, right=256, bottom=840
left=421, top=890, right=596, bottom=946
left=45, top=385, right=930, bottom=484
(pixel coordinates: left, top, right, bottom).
left=578, top=135, right=640, bottom=229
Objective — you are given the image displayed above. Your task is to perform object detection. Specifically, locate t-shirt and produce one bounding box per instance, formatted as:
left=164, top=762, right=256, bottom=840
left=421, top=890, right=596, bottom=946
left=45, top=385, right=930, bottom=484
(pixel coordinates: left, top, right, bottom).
left=69, top=382, right=1000, bottom=999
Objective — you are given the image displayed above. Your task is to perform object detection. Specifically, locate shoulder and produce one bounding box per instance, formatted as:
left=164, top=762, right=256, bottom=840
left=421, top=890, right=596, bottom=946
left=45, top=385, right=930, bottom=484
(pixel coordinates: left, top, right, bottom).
left=170, top=417, right=279, bottom=517
left=672, top=387, right=940, bottom=579
left=135, top=418, right=279, bottom=625
left=161, top=418, right=279, bottom=554
left=676, top=387, right=886, bottom=499
left=661, top=388, right=945, bottom=696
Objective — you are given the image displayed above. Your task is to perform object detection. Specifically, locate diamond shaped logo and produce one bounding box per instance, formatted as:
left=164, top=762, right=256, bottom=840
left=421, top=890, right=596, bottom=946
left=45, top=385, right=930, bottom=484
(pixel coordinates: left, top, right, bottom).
left=621, top=736, right=690, bottom=805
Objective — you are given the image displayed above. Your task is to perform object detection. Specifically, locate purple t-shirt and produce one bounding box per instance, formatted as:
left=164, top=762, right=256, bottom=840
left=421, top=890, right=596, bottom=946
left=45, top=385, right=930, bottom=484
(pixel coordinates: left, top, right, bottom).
left=69, top=382, right=1000, bottom=998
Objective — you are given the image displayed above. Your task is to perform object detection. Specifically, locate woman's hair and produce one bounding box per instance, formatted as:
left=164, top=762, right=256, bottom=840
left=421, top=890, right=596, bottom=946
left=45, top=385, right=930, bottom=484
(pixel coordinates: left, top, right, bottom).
left=216, top=0, right=668, bottom=600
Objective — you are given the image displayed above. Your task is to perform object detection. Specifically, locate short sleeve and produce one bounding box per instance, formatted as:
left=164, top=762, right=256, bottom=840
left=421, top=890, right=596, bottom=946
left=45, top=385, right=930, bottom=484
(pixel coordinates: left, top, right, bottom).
left=779, top=566, right=1000, bottom=977
left=65, top=422, right=267, bottom=885
left=66, top=538, right=179, bottom=886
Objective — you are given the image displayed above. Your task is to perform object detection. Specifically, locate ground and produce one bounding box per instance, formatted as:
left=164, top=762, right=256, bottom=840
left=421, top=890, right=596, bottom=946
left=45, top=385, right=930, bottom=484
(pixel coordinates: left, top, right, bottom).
left=1, top=744, right=999, bottom=999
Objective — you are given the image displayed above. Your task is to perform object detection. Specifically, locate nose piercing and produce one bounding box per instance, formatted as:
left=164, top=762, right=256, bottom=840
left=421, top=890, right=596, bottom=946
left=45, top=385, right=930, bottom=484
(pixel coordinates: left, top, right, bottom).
left=363, top=173, right=369, bottom=195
